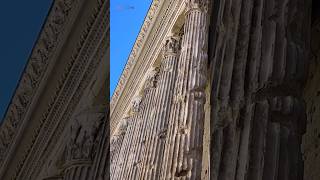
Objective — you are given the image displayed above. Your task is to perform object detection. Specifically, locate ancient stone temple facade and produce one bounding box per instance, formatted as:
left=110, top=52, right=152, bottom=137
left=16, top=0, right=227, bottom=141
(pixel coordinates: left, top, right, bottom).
left=111, top=0, right=320, bottom=179
left=0, top=0, right=109, bottom=179
left=111, top=0, right=210, bottom=179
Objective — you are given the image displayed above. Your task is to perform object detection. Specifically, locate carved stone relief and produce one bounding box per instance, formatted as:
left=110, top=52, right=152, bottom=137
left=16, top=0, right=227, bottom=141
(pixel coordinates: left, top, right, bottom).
left=66, top=106, right=106, bottom=162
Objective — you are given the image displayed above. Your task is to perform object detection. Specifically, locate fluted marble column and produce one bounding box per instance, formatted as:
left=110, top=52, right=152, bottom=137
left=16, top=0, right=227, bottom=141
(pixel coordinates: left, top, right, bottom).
left=123, top=68, right=159, bottom=179
left=112, top=97, right=142, bottom=180
left=161, top=1, right=209, bottom=179
left=110, top=118, right=128, bottom=177
left=139, top=36, right=180, bottom=180
left=208, top=0, right=310, bottom=179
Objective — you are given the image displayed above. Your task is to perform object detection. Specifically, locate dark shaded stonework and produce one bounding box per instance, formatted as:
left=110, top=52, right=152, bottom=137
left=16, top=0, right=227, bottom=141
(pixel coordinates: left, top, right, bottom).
left=208, top=0, right=311, bottom=179
left=302, top=2, right=320, bottom=179
left=0, top=0, right=109, bottom=179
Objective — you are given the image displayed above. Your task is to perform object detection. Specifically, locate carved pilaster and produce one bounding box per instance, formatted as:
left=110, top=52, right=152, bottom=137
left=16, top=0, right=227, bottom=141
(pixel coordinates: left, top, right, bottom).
left=161, top=1, right=210, bottom=179
left=63, top=106, right=106, bottom=180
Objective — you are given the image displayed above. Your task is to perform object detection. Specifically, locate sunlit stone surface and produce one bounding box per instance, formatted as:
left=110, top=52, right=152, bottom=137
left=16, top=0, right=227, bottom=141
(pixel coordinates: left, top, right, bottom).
left=110, top=0, right=320, bottom=180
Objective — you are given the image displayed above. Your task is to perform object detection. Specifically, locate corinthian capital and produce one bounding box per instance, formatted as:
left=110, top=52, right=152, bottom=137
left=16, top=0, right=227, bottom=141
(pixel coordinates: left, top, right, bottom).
left=185, top=0, right=209, bottom=13
left=163, top=36, right=180, bottom=55
left=143, top=67, right=160, bottom=89
left=131, top=96, right=142, bottom=113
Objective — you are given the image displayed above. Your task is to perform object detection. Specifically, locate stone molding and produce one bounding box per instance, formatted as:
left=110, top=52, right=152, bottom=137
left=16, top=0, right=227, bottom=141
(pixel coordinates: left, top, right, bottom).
left=0, top=0, right=108, bottom=179
left=17, top=2, right=108, bottom=179
left=0, top=0, right=80, bottom=170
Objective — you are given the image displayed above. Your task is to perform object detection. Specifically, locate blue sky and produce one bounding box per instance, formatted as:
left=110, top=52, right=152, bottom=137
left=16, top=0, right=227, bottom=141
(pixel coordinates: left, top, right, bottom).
left=0, top=0, right=152, bottom=119
left=0, top=1, right=52, bottom=120
left=110, top=0, right=152, bottom=97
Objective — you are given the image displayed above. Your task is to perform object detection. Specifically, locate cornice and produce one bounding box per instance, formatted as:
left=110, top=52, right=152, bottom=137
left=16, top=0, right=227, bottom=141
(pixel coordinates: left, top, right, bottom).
left=17, top=1, right=108, bottom=179
left=110, top=0, right=186, bottom=133
left=0, top=0, right=80, bottom=170
left=0, top=0, right=108, bottom=179
left=110, top=0, right=162, bottom=112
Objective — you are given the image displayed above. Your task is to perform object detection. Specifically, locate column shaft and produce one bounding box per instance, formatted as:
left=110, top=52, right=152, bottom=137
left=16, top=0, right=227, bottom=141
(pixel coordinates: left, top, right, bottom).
left=139, top=36, right=180, bottom=180
left=161, top=1, right=209, bottom=179
left=112, top=114, right=139, bottom=180
left=208, top=0, right=310, bottom=179
left=110, top=118, right=128, bottom=178
left=124, top=69, right=159, bottom=179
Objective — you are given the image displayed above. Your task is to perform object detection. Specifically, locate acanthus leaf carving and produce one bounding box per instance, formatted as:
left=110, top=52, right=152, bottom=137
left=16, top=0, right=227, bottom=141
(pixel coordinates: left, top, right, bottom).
left=131, top=96, right=143, bottom=113
left=115, top=118, right=128, bottom=135
left=163, top=36, right=180, bottom=55
left=143, top=67, right=160, bottom=90
left=185, top=0, right=209, bottom=13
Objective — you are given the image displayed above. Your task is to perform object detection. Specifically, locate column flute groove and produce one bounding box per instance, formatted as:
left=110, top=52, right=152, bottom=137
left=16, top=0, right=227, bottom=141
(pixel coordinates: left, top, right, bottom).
left=110, top=118, right=128, bottom=177
left=139, top=36, right=180, bottom=180
left=123, top=68, right=159, bottom=179
left=161, top=1, right=210, bottom=179
left=112, top=96, right=142, bottom=180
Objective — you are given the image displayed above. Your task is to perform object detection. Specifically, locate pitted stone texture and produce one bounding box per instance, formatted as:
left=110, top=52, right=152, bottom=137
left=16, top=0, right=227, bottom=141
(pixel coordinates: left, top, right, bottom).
left=302, top=21, right=320, bottom=180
